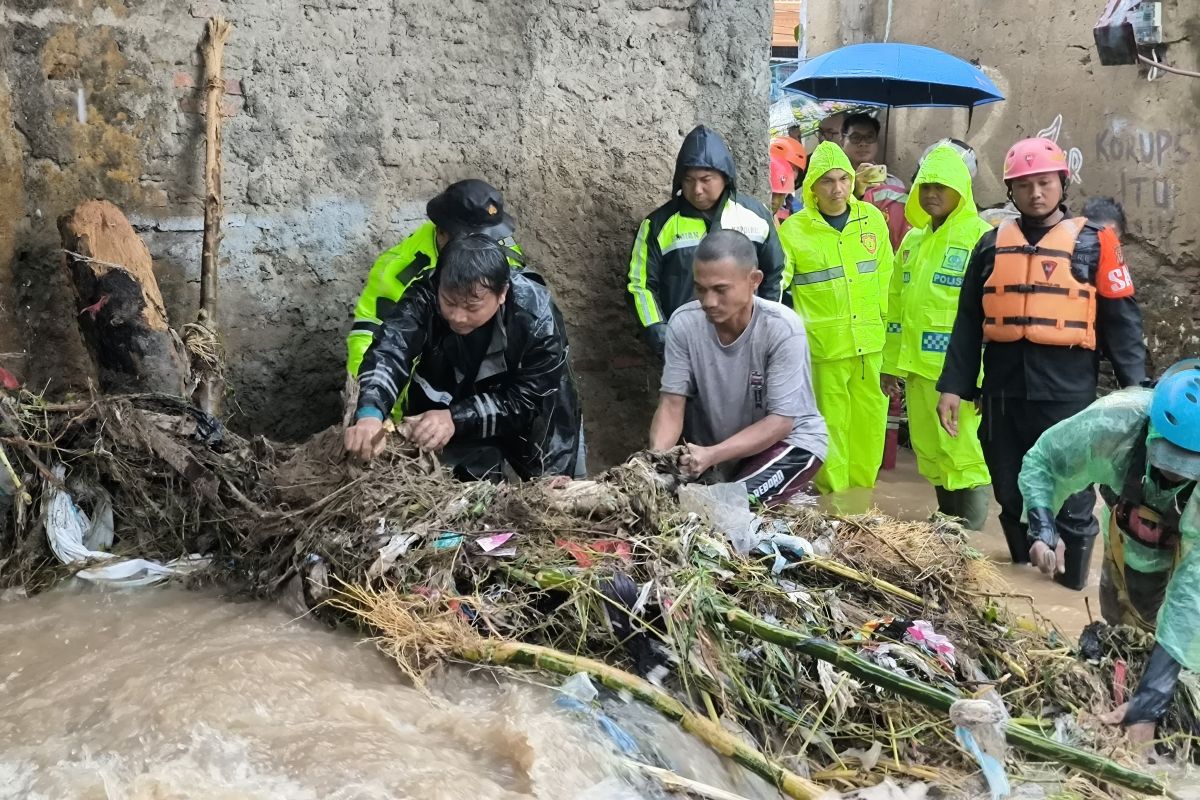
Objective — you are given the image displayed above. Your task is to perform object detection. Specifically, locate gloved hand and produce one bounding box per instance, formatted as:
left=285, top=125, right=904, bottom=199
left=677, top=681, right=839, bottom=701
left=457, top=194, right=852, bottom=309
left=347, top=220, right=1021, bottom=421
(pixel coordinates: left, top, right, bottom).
left=1026, top=507, right=1062, bottom=577
left=1100, top=643, right=1182, bottom=748
left=644, top=323, right=667, bottom=360
left=1125, top=643, right=1182, bottom=725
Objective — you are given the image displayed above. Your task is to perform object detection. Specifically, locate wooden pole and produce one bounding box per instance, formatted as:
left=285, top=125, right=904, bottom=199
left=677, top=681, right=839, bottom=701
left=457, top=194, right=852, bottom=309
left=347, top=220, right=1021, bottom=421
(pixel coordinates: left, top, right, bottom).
left=196, top=17, right=232, bottom=415
left=200, top=17, right=231, bottom=324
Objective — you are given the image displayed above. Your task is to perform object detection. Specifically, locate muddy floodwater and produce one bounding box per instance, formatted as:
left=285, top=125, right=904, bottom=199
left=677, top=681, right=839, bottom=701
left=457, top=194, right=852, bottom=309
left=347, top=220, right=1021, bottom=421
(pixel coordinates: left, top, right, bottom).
left=0, top=587, right=780, bottom=800
left=0, top=451, right=1165, bottom=799
left=867, top=452, right=1102, bottom=637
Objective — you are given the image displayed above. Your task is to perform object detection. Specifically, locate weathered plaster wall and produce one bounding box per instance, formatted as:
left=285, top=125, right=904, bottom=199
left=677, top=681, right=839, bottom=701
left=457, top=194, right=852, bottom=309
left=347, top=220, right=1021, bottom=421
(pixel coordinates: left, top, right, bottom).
left=0, top=0, right=772, bottom=467
left=809, top=0, right=1200, bottom=373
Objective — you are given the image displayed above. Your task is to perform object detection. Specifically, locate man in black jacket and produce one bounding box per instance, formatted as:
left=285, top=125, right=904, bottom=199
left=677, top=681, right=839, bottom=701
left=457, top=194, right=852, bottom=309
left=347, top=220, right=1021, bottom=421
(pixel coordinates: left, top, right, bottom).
left=937, top=137, right=1146, bottom=588
left=345, top=235, right=581, bottom=480
left=627, top=125, right=786, bottom=357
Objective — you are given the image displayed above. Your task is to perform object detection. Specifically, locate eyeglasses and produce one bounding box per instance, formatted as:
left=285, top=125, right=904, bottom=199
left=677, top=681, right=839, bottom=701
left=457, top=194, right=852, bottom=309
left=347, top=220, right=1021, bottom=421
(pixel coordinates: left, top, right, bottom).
left=846, top=134, right=877, bottom=145
left=818, top=127, right=841, bottom=140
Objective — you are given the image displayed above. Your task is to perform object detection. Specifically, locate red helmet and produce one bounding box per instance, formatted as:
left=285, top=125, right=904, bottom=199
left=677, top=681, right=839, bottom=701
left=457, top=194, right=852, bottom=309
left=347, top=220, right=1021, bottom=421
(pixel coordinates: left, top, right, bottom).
left=1003, top=137, right=1069, bottom=182
left=769, top=137, right=808, bottom=171
left=769, top=156, right=794, bottom=193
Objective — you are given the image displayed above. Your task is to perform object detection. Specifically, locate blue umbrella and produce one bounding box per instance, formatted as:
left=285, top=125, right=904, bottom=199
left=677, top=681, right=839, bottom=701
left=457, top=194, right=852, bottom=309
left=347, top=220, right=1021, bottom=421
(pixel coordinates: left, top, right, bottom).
left=782, top=43, right=1004, bottom=108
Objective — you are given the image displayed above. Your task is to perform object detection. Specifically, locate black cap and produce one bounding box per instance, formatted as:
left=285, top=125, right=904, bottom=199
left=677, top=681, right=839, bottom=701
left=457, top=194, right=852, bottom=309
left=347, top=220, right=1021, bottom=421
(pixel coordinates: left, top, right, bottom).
left=426, top=179, right=516, bottom=239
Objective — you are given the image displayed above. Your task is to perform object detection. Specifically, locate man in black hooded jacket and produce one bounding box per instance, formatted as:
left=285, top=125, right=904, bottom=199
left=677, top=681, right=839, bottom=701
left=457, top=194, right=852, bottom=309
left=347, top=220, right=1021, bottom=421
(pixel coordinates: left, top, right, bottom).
left=346, top=235, right=581, bottom=481
left=627, top=126, right=786, bottom=357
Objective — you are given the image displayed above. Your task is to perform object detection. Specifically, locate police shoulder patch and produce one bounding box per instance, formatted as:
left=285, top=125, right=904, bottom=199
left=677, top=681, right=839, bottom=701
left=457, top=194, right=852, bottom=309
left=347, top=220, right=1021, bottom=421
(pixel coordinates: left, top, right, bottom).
left=941, top=247, right=969, bottom=273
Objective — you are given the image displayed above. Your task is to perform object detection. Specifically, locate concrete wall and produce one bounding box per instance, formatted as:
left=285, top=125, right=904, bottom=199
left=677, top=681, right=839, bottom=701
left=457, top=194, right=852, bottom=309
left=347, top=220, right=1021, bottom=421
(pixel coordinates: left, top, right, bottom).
left=808, top=0, right=1200, bottom=374
left=0, top=0, right=772, bottom=467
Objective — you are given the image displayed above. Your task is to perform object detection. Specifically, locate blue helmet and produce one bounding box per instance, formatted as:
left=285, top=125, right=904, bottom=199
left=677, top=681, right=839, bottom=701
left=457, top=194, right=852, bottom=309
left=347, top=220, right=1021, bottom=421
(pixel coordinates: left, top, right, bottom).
left=1148, top=359, right=1200, bottom=480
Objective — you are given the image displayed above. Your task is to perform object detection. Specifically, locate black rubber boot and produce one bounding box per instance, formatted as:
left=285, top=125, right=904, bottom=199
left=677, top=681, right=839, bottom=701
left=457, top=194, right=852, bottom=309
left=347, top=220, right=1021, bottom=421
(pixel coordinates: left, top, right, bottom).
left=1056, top=533, right=1098, bottom=591
left=957, top=485, right=991, bottom=532
left=999, top=516, right=1031, bottom=564
left=933, top=485, right=957, bottom=519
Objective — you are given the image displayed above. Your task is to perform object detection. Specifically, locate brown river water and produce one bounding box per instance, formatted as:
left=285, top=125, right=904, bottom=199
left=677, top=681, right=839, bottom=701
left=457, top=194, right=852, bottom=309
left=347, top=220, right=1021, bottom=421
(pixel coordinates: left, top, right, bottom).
left=0, top=451, right=1177, bottom=799
left=0, top=586, right=779, bottom=799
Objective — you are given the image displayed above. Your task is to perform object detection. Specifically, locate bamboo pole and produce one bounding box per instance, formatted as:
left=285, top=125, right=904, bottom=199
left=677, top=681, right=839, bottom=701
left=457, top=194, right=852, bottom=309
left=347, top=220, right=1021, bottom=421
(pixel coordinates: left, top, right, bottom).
left=717, top=604, right=1168, bottom=796
left=196, top=16, right=231, bottom=415
left=458, top=638, right=826, bottom=800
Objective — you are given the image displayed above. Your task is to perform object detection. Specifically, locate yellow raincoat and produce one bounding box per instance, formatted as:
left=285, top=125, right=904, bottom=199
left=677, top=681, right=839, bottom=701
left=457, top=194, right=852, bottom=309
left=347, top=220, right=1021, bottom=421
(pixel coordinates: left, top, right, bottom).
left=883, top=145, right=991, bottom=491
left=779, top=142, right=894, bottom=494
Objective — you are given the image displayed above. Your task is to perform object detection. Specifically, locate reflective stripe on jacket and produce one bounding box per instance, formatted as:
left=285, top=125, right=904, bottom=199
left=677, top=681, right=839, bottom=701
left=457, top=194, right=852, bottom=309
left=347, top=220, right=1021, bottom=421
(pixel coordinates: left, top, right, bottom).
left=628, top=196, right=783, bottom=327
left=983, top=217, right=1096, bottom=350
left=627, top=125, right=786, bottom=355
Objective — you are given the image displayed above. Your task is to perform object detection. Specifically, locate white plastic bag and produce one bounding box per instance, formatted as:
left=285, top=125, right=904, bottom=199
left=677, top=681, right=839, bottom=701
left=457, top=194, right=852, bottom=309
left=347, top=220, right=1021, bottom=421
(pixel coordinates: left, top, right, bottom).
left=43, top=464, right=206, bottom=587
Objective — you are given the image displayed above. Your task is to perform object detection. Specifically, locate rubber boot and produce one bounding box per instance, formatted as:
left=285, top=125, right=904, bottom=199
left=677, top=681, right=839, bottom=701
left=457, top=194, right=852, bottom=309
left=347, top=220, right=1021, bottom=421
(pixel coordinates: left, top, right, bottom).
left=999, top=518, right=1031, bottom=564
left=957, top=485, right=991, bottom=532
left=933, top=485, right=957, bottom=520
left=1055, top=533, right=1097, bottom=591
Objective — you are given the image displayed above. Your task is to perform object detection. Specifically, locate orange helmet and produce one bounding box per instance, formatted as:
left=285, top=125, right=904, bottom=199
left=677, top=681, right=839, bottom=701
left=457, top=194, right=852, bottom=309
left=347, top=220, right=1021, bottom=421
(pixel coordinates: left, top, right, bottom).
left=769, top=157, right=794, bottom=194
left=1003, top=137, right=1069, bottom=182
left=770, top=137, right=808, bottom=171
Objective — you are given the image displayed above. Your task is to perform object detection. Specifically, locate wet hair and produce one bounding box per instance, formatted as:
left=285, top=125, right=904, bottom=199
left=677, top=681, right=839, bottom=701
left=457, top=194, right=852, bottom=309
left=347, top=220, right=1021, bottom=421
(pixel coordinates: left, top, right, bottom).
left=694, top=229, right=757, bottom=271
left=842, top=113, right=880, bottom=136
left=1081, top=196, right=1128, bottom=236
left=437, top=234, right=510, bottom=296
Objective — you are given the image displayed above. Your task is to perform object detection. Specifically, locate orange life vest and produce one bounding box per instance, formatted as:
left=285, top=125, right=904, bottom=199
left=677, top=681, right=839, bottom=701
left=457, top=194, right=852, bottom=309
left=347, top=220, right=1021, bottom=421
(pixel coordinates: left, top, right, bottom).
left=982, top=217, right=1096, bottom=350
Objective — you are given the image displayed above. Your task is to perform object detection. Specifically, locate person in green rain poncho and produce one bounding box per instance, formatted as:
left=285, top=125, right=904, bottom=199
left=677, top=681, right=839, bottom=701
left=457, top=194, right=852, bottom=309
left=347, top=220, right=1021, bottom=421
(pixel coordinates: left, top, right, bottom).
left=1018, top=360, right=1200, bottom=744
left=882, top=144, right=992, bottom=529
left=779, top=141, right=894, bottom=496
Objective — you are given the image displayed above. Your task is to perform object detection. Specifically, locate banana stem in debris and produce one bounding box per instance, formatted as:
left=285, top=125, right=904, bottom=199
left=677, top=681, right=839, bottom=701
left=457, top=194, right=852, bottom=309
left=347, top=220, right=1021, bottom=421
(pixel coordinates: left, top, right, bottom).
left=717, top=604, right=1167, bottom=796
left=806, top=555, right=925, bottom=606
left=457, top=638, right=824, bottom=800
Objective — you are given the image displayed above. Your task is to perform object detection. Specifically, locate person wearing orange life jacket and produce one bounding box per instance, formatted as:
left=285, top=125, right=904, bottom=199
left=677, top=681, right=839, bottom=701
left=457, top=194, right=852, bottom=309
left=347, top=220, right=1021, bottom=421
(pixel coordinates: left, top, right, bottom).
left=937, top=137, right=1147, bottom=586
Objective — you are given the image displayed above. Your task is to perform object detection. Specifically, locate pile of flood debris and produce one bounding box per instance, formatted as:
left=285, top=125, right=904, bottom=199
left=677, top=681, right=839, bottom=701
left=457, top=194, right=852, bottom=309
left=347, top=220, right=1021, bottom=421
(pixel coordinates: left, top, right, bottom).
left=0, top=390, right=1191, bottom=798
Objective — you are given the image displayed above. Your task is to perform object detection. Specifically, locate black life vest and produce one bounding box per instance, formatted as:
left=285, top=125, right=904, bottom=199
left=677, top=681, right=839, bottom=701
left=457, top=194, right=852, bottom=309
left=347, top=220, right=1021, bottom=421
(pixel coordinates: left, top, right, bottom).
left=1100, top=421, right=1195, bottom=550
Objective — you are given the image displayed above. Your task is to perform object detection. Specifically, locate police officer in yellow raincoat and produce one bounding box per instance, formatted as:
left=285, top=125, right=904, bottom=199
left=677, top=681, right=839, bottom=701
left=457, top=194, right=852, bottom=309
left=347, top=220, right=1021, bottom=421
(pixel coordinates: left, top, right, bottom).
left=779, top=141, right=894, bottom=495
left=1018, top=361, right=1200, bottom=745
left=882, top=144, right=991, bottom=529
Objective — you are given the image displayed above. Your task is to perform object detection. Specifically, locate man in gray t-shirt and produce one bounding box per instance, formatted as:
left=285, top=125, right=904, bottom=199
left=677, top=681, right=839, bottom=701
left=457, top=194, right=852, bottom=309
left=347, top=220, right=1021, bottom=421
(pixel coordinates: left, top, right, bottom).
left=650, top=230, right=828, bottom=506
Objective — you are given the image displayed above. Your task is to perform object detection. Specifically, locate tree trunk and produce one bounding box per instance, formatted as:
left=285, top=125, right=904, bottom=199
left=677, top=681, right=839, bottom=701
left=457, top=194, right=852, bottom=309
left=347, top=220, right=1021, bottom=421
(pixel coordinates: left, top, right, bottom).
left=59, top=200, right=188, bottom=395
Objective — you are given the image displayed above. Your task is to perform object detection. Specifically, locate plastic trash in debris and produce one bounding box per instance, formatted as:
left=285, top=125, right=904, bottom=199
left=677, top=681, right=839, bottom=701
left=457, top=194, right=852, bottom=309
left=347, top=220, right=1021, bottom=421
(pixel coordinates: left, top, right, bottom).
left=43, top=464, right=206, bottom=587
left=475, top=531, right=515, bottom=553
left=431, top=532, right=465, bottom=550
left=366, top=531, right=421, bottom=580
left=905, top=620, right=957, bottom=668
left=677, top=481, right=760, bottom=554
left=950, top=697, right=1011, bottom=800
left=753, top=519, right=815, bottom=573
left=555, top=673, right=640, bottom=757
left=559, top=672, right=599, bottom=704
left=557, top=538, right=632, bottom=567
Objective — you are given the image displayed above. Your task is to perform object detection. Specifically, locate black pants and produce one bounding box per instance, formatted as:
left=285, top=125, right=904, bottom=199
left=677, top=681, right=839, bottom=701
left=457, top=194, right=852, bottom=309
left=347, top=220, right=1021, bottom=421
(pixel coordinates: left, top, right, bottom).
left=979, top=397, right=1099, bottom=570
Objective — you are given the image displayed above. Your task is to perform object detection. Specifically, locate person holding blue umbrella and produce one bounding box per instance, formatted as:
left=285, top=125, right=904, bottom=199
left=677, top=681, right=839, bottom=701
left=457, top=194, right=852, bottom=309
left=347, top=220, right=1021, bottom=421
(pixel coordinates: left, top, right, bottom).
left=842, top=113, right=910, bottom=252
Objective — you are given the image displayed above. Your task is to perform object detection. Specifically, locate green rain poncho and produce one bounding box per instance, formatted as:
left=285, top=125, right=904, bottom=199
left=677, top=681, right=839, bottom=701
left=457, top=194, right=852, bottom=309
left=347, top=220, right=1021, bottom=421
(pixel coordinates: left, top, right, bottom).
left=1019, top=389, right=1200, bottom=672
